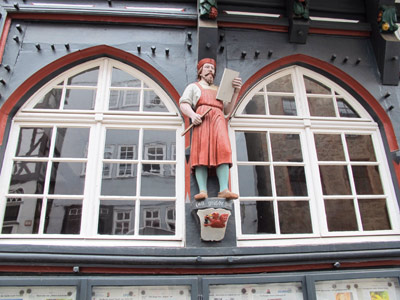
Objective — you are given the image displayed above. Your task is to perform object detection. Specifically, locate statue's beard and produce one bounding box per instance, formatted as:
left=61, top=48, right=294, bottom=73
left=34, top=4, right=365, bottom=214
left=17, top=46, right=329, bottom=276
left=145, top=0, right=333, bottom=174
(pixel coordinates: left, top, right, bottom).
left=202, top=73, right=214, bottom=85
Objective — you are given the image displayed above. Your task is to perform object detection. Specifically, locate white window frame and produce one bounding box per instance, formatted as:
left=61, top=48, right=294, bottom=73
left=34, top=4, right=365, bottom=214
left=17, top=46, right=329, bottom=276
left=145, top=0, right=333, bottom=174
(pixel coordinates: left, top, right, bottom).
left=231, top=66, right=400, bottom=247
left=0, top=58, right=185, bottom=247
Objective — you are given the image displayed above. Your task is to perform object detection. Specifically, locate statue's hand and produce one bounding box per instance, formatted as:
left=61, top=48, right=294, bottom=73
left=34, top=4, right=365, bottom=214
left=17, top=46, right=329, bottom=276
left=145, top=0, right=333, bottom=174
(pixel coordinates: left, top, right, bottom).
left=191, top=113, right=202, bottom=125
left=232, top=77, right=242, bottom=91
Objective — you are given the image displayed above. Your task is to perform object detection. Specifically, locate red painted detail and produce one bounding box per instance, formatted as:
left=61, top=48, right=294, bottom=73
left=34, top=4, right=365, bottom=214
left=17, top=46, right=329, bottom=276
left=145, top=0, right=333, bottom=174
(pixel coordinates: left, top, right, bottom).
left=1, top=260, right=400, bottom=275
left=0, top=45, right=181, bottom=145
left=309, top=27, right=371, bottom=37
left=0, top=16, right=11, bottom=64
left=218, top=21, right=288, bottom=33
left=9, top=12, right=197, bottom=27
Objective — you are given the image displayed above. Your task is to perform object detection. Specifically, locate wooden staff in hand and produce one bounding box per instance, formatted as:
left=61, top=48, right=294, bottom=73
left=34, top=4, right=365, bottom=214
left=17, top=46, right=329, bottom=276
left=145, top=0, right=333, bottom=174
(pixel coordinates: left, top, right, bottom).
left=181, top=107, right=212, bottom=136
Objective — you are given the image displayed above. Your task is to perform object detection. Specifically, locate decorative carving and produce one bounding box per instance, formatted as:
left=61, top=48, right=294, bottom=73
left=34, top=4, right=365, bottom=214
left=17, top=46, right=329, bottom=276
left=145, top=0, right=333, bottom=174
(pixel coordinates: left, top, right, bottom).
left=293, top=0, right=309, bottom=19
left=378, top=6, right=399, bottom=33
left=197, top=208, right=231, bottom=241
left=199, top=0, right=218, bottom=20
left=204, top=212, right=229, bottom=228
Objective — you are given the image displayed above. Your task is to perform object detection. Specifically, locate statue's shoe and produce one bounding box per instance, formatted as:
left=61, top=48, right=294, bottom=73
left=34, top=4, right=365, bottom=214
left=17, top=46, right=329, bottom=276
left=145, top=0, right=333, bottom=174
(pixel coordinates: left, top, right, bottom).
left=194, top=191, right=208, bottom=200
left=217, top=189, right=238, bottom=199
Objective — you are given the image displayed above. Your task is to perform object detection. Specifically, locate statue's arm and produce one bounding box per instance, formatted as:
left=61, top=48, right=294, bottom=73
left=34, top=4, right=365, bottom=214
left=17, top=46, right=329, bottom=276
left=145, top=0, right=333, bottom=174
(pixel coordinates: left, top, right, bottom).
left=224, top=77, right=242, bottom=115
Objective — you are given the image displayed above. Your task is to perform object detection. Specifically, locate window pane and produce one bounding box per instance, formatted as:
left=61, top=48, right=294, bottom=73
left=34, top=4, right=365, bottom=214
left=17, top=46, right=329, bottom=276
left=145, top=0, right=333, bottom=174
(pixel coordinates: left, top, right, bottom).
left=141, top=166, right=175, bottom=196
left=143, top=130, right=175, bottom=160
left=319, top=165, right=351, bottom=195
left=346, top=135, right=376, bottom=162
left=67, top=67, right=99, bottom=86
left=315, top=134, right=345, bottom=161
left=243, top=94, right=266, bottom=115
left=269, top=96, right=297, bottom=116
left=238, top=165, right=272, bottom=196
left=111, top=67, right=141, bottom=87
left=308, top=97, right=336, bottom=117
left=2, top=198, right=42, bottom=234
left=9, top=162, right=47, bottom=194
left=278, top=201, right=312, bottom=233
left=104, top=129, right=139, bottom=159
left=101, top=163, right=137, bottom=196
left=109, top=90, right=140, bottom=111
left=34, top=88, right=62, bottom=109
left=235, top=131, right=268, bottom=162
left=16, top=127, right=52, bottom=157
left=352, top=166, right=383, bottom=195
left=54, top=127, right=90, bottom=158
left=240, top=201, right=276, bottom=234
left=64, top=89, right=95, bottom=110
left=98, top=200, right=135, bottom=235
left=44, top=199, right=82, bottom=234
left=271, top=133, right=302, bottom=162
left=92, top=285, right=190, bottom=300
left=267, top=74, right=293, bottom=92
left=304, top=76, right=330, bottom=94
left=139, top=201, right=175, bottom=235
left=275, top=166, right=308, bottom=196
left=143, top=90, right=168, bottom=112
left=359, top=199, right=391, bottom=230
left=337, top=99, right=359, bottom=118
left=325, top=199, right=358, bottom=231
left=49, top=162, right=85, bottom=195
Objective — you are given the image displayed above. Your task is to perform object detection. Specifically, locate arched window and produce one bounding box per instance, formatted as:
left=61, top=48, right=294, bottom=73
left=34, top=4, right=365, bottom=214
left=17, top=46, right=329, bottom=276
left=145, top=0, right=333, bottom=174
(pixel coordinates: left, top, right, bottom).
left=0, top=58, right=185, bottom=246
left=231, top=66, right=400, bottom=246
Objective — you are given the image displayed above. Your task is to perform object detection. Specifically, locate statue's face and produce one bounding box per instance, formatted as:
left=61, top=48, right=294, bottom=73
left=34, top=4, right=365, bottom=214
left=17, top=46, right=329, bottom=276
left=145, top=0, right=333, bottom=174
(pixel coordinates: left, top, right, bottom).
left=200, top=63, right=215, bottom=85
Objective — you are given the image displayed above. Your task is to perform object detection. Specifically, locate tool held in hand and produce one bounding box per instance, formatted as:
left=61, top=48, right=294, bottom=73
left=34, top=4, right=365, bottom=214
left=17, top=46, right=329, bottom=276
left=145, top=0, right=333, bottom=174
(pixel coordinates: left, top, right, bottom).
left=181, top=107, right=212, bottom=136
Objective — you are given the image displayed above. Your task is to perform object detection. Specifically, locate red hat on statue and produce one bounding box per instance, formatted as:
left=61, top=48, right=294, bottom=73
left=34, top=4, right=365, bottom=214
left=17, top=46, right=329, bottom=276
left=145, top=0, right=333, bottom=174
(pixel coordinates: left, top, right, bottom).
left=197, top=58, right=216, bottom=71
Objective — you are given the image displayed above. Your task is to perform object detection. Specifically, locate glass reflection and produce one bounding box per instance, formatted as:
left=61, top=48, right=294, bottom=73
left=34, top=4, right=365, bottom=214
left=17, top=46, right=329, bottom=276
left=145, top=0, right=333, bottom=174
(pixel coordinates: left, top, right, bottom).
left=67, top=67, right=99, bottom=86
left=9, top=161, right=47, bottom=194
left=44, top=199, right=82, bottom=234
left=141, top=165, right=175, bottom=196
left=269, top=96, right=297, bottom=116
left=346, top=135, right=376, bottom=162
left=352, top=166, right=383, bottom=195
left=143, top=90, right=168, bottom=112
left=337, top=99, right=359, bottom=118
left=104, top=129, right=139, bottom=160
left=266, top=75, right=293, bottom=92
left=142, top=129, right=175, bottom=160
left=16, top=127, right=52, bottom=157
left=49, top=162, right=85, bottom=195
left=304, top=76, right=330, bottom=94
left=308, top=97, right=336, bottom=117
left=64, top=89, right=95, bottom=110
left=238, top=165, right=272, bottom=196
left=278, top=201, right=312, bottom=233
left=54, top=127, right=89, bottom=158
left=101, top=163, right=137, bottom=196
left=34, top=88, right=62, bottom=109
left=2, top=198, right=42, bottom=234
left=109, top=90, right=140, bottom=111
left=243, top=94, right=266, bottom=115
left=358, top=198, right=391, bottom=230
left=235, top=131, right=268, bottom=162
left=240, top=201, right=275, bottom=234
left=325, top=199, right=358, bottom=231
left=111, top=67, right=141, bottom=87
left=319, top=165, right=351, bottom=195
left=270, top=133, right=302, bottom=162
left=315, top=134, right=345, bottom=161
left=98, top=200, right=135, bottom=235
left=139, top=200, right=175, bottom=235
left=274, top=166, right=307, bottom=196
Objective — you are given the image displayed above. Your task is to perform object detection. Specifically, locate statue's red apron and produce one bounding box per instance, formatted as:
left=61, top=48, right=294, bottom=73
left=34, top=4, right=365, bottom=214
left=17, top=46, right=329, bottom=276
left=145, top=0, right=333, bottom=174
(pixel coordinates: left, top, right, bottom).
left=190, top=83, right=232, bottom=171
